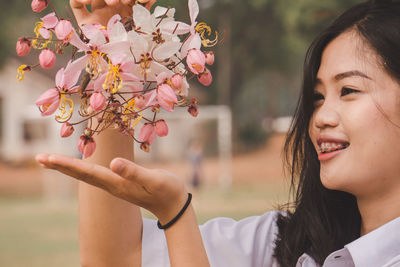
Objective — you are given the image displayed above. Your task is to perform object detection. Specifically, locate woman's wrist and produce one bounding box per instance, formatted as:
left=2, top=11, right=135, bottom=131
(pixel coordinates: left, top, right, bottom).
left=154, top=187, right=189, bottom=226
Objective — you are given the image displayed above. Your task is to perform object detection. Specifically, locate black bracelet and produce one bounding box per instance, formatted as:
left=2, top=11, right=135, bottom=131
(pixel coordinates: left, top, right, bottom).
left=157, top=193, right=192, bottom=230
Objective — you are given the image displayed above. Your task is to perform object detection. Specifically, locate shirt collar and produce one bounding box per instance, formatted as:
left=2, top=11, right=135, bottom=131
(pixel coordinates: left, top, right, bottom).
left=345, top=216, right=400, bottom=267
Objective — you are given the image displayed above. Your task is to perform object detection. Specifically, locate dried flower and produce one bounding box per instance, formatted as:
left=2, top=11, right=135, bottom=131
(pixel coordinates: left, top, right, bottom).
left=39, top=49, right=56, bottom=69
left=16, top=38, right=31, bottom=57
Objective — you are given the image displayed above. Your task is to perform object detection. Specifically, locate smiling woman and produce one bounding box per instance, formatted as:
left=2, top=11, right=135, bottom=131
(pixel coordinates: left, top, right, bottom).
left=36, top=0, right=400, bottom=267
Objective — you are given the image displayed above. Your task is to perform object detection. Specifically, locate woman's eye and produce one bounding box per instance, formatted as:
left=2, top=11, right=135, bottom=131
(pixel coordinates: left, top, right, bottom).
left=341, top=87, right=358, bottom=96
left=313, top=93, right=324, bottom=102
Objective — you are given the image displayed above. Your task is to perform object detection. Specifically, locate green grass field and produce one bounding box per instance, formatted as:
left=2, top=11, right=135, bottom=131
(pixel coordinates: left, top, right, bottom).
left=0, top=181, right=288, bottom=267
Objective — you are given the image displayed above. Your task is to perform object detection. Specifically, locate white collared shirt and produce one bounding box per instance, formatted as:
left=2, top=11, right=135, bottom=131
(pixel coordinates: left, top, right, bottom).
left=141, top=211, right=400, bottom=266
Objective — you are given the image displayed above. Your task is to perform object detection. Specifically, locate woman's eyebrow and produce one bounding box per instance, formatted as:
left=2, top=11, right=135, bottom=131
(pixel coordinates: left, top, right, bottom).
left=334, top=70, right=372, bottom=81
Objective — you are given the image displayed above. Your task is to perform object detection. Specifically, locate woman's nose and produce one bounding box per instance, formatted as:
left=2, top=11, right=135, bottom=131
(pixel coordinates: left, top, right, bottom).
left=313, top=101, right=340, bottom=129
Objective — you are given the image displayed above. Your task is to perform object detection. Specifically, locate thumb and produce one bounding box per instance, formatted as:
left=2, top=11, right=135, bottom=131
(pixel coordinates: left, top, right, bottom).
left=70, top=0, right=91, bottom=25
left=110, top=158, right=155, bottom=185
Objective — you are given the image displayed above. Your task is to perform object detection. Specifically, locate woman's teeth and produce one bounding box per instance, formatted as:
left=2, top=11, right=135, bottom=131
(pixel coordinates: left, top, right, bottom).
left=319, top=142, right=349, bottom=153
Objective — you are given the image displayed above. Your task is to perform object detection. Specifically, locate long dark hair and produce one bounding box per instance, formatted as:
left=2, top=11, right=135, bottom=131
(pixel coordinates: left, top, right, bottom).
left=274, top=1, right=400, bottom=266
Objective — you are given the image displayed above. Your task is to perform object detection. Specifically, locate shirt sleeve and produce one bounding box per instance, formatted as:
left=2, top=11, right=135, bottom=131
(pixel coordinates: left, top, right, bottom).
left=141, top=211, right=281, bottom=267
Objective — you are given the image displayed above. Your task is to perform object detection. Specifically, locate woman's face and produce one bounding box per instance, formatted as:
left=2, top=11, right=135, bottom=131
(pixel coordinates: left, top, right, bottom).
left=308, top=30, right=400, bottom=198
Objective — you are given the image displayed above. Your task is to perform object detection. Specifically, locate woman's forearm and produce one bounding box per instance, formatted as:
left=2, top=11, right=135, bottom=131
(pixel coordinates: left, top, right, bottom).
left=163, top=205, right=210, bottom=267
left=79, top=128, right=142, bottom=267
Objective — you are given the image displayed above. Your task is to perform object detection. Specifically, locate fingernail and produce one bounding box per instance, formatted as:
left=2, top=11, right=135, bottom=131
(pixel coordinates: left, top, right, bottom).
left=35, top=153, right=48, bottom=163
left=112, top=159, right=125, bottom=174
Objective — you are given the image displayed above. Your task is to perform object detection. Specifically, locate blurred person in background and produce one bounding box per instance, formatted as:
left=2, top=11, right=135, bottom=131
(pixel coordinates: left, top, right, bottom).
left=36, top=0, right=400, bottom=266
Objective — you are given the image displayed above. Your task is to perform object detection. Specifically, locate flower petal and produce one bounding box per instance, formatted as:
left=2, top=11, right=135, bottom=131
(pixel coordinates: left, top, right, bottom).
left=69, top=30, right=89, bottom=52
left=152, top=41, right=181, bottom=61
left=41, top=12, right=58, bottom=29
left=189, top=0, right=199, bottom=26
left=160, top=21, right=190, bottom=35
left=109, top=21, right=128, bottom=43
left=120, top=72, right=140, bottom=82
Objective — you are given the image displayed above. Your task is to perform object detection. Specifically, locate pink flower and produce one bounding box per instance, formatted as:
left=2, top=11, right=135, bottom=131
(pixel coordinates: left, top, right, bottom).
left=78, top=134, right=96, bottom=159
left=157, top=84, right=178, bottom=112
left=16, top=38, right=31, bottom=57
left=35, top=88, right=60, bottom=116
left=205, top=51, right=215, bottom=65
left=55, top=63, right=81, bottom=93
left=170, top=74, right=183, bottom=90
left=89, top=92, right=106, bottom=111
left=155, top=120, right=168, bottom=137
left=139, top=123, right=156, bottom=145
left=61, top=122, right=74, bottom=138
left=39, top=49, right=56, bottom=69
left=198, top=68, right=213, bottom=86
left=31, top=0, right=47, bottom=13
left=55, top=20, right=73, bottom=41
left=187, top=49, right=206, bottom=75
left=39, top=13, right=59, bottom=39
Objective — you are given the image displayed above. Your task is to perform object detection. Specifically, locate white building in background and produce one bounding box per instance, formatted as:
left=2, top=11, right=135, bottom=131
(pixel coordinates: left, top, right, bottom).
left=0, top=58, right=81, bottom=162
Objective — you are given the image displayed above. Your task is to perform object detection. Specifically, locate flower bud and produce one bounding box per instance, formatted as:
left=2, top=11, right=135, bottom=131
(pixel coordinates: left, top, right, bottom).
left=31, top=0, right=47, bottom=13
left=55, top=20, right=73, bottom=41
left=139, top=123, right=156, bottom=145
left=61, top=122, right=74, bottom=138
left=205, top=51, right=215, bottom=65
left=198, top=68, right=213, bottom=86
left=78, top=135, right=96, bottom=158
left=89, top=92, right=106, bottom=111
left=16, top=38, right=31, bottom=57
left=187, top=48, right=206, bottom=75
left=170, top=74, right=183, bottom=90
left=155, top=120, right=168, bottom=137
left=39, top=49, right=56, bottom=69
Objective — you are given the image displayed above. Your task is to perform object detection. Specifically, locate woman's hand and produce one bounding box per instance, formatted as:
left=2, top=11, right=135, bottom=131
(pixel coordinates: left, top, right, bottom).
left=70, top=0, right=156, bottom=26
left=36, top=153, right=187, bottom=225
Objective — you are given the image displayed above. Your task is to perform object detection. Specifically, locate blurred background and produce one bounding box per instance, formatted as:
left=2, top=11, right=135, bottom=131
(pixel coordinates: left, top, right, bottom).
left=0, top=0, right=361, bottom=266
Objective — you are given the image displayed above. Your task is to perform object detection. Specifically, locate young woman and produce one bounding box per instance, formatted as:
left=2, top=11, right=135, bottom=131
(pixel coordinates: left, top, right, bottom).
left=36, top=0, right=400, bottom=266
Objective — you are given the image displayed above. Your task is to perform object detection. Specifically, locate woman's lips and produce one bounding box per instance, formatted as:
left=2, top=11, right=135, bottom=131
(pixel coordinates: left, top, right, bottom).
left=318, top=146, right=348, bottom=161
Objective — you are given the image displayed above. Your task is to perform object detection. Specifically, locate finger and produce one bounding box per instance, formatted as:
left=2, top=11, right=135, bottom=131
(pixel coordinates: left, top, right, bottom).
left=145, top=0, right=156, bottom=10
left=120, top=0, right=132, bottom=4
left=36, top=153, right=121, bottom=191
left=70, top=0, right=91, bottom=25
left=110, top=157, right=156, bottom=186
left=104, top=0, right=119, bottom=5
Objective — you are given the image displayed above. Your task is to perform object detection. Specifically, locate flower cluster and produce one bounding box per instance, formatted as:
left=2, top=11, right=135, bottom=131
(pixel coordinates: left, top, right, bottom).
left=17, top=0, right=220, bottom=158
